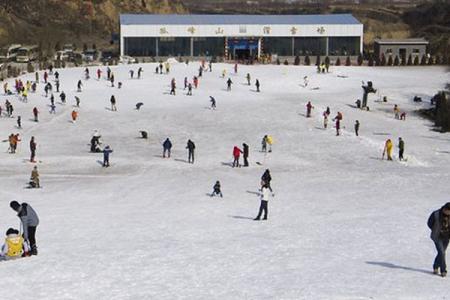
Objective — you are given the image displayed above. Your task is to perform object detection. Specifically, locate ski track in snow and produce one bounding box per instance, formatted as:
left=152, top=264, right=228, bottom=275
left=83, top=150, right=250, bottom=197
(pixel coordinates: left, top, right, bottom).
left=0, top=63, right=450, bottom=299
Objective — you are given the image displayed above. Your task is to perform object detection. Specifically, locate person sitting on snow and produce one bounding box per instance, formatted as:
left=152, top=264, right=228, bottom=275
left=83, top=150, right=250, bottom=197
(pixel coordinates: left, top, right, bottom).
left=30, top=166, right=40, bottom=188
left=211, top=181, right=223, bottom=198
left=0, top=228, right=29, bottom=260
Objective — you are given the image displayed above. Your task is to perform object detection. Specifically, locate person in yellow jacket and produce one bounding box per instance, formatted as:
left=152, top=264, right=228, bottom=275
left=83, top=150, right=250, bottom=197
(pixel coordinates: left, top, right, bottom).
left=266, top=135, right=274, bottom=153
left=383, top=139, right=393, bottom=161
left=0, top=228, right=29, bottom=260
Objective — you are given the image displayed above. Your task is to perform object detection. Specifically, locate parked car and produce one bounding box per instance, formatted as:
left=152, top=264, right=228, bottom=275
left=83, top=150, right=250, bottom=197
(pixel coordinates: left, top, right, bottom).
left=119, top=55, right=137, bottom=64
left=101, top=50, right=119, bottom=64
left=83, top=49, right=98, bottom=62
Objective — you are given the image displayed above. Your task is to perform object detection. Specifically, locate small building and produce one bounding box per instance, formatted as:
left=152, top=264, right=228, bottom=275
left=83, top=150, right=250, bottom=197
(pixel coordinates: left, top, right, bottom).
left=120, top=14, right=363, bottom=59
left=374, top=38, right=428, bottom=60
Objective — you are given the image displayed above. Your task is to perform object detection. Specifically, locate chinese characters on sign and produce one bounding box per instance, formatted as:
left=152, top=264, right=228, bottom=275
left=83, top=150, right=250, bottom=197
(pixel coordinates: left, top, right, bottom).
left=263, top=26, right=271, bottom=34
left=317, top=26, right=325, bottom=34
left=215, top=27, right=224, bottom=34
left=290, top=27, right=298, bottom=35
left=187, top=26, right=196, bottom=34
left=160, top=27, right=168, bottom=34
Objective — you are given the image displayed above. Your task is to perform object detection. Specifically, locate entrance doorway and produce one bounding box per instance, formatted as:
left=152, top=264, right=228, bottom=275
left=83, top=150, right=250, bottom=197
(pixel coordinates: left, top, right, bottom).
left=228, top=38, right=258, bottom=60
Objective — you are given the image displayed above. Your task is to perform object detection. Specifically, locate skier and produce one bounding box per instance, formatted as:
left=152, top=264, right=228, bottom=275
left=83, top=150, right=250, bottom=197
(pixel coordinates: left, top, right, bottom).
left=243, top=143, right=249, bottom=167
left=165, top=62, right=170, bottom=74
left=30, top=166, right=40, bottom=188
left=261, top=169, right=273, bottom=192
left=170, top=78, right=176, bottom=95
left=0, top=228, right=30, bottom=260
left=398, top=137, right=405, bottom=161
left=110, top=95, right=117, bottom=111
left=60, top=91, right=66, bottom=104
left=29, top=136, right=37, bottom=162
left=262, top=135, right=267, bottom=153
left=303, top=76, right=309, bottom=88
left=210, top=96, right=216, bottom=110
left=323, top=111, right=329, bottom=129
left=355, top=120, right=360, bottom=136
left=102, top=145, right=113, bottom=167
left=8, top=134, right=15, bottom=153
left=355, top=99, right=361, bottom=109
left=254, top=183, right=271, bottom=221
left=246, top=73, right=251, bottom=85
left=226, top=78, right=233, bottom=91
left=333, top=112, right=343, bottom=136
left=383, top=139, right=393, bottom=161
left=33, top=107, right=39, bottom=122
left=394, top=104, right=400, bottom=119
left=211, top=181, right=223, bottom=198
left=255, top=79, right=260, bottom=92
left=306, top=101, right=314, bottom=118
left=17, top=116, right=21, bottom=129
left=232, top=146, right=243, bottom=168
left=9, top=201, right=39, bottom=255
left=137, top=67, right=143, bottom=79
left=71, top=110, right=78, bottom=123
left=77, top=80, right=82, bottom=92
left=163, top=138, right=172, bottom=158
left=427, top=202, right=450, bottom=277
left=186, top=139, right=195, bottom=164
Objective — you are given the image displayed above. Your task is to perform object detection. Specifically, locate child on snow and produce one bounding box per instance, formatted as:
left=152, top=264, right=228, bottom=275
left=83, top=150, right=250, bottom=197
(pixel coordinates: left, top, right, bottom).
left=211, top=181, right=223, bottom=197
left=0, top=228, right=29, bottom=260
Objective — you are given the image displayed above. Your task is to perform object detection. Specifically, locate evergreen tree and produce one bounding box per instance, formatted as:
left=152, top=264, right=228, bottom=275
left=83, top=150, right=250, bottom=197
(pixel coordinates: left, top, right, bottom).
left=380, top=54, right=386, bottom=66
left=414, top=55, right=419, bottom=65
left=357, top=53, right=363, bottom=66
left=304, top=55, right=310, bottom=66
left=428, top=56, right=434, bottom=65
left=407, top=54, right=412, bottom=66
left=345, top=56, right=351, bottom=66
left=315, top=55, right=321, bottom=66
left=335, top=57, right=341, bottom=66
left=393, top=55, right=400, bottom=66
left=294, top=55, right=300, bottom=65
left=420, top=54, right=427, bottom=65
left=387, top=55, right=393, bottom=66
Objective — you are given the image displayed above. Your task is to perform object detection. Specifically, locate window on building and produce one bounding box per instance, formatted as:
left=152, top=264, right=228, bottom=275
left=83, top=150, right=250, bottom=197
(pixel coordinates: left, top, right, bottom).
left=386, top=49, right=393, bottom=54
left=412, top=49, right=420, bottom=53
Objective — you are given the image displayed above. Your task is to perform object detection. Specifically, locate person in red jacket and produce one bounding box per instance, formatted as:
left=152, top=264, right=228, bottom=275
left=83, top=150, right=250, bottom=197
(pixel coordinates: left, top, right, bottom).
left=306, top=101, right=314, bottom=118
left=97, top=69, right=102, bottom=80
left=232, top=146, right=243, bottom=168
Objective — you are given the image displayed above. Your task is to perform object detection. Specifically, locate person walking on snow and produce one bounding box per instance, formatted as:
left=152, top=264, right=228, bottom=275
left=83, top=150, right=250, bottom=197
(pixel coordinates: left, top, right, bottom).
left=394, top=104, right=400, bottom=119
left=254, top=183, right=272, bottom=221
left=102, top=145, right=113, bottom=167
left=29, top=136, right=37, bottom=162
left=184, top=77, right=188, bottom=90
left=137, top=67, right=143, bottom=79
left=110, top=95, right=117, bottom=111
left=32, top=107, right=39, bottom=122
left=227, top=78, right=233, bottom=91
left=71, top=110, right=78, bottom=123
left=186, top=139, right=195, bottom=163
left=163, top=138, right=172, bottom=158
left=9, top=201, right=39, bottom=255
left=246, top=73, right=251, bottom=86
left=75, top=96, right=80, bottom=107
left=383, top=139, right=393, bottom=161
left=333, top=112, right=343, bottom=136
left=129, top=70, right=134, bottom=79
left=210, top=96, right=216, bottom=110
left=398, top=137, right=405, bottom=161
left=17, top=116, right=21, bottom=129
left=255, top=79, right=260, bottom=92
left=187, top=83, right=193, bottom=96
left=170, top=78, right=176, bottom=95
left=303, top=76, right=309, bottom=88
left=193, top=76, right=199, bottom=89
left=211, top=181, right=223, bottom=197
left=323, top=111, right=329, bottom=128
left=354, top=120, right=360, bottom=136
left=428, top=202, right=450, bottom=277
left=97, top=69, right=102, bottom=80
left=306, top=101, right=314, bottom=117
left=261, top=135, right=267, bottom=153
left=232, top=146, right=243, bottom=168
left=243, top=143, right=249, bottom=167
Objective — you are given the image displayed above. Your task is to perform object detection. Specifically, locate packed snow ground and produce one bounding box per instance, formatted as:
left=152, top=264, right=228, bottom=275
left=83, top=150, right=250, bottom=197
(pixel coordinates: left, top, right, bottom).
left=0, top=62, right=449, bottom=299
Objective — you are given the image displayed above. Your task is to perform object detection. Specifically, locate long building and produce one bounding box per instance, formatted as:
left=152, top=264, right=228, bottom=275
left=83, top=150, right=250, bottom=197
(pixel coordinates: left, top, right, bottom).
left=120, top=14, right=363, bottom=59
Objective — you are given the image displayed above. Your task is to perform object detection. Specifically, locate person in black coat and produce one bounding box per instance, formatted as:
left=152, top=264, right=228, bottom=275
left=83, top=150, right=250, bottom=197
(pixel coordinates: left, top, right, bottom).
left=186, top=139, right=195, bottom=163
left=428, top=202, right=450, bottom=277
left=261, top=169, right=273, bottom=192
left=243, top=143, right=249, bottom=167
left=163, top=138, right=172, bottom=158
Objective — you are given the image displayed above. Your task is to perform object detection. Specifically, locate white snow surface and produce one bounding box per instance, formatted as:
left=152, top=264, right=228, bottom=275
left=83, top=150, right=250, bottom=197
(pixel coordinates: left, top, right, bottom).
left=0, top=62, right=449, bottom=300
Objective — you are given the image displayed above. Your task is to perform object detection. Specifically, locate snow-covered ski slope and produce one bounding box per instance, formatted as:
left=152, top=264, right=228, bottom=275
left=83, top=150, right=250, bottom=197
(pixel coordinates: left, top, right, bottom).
left=0, top=62, right=449, bottom=300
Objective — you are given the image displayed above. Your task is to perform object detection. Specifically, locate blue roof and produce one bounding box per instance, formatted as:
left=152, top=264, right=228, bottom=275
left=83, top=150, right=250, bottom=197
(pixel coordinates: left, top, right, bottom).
left=120, top=14, right=361, bottom=26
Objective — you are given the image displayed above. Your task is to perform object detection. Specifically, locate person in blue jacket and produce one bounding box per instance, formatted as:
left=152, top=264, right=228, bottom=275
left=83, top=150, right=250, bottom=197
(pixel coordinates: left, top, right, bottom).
left=102, top=145, right=113, bottom=167
left=428, top=202, right=450, bottom=277
left=163, top=138, right=172, bottom=158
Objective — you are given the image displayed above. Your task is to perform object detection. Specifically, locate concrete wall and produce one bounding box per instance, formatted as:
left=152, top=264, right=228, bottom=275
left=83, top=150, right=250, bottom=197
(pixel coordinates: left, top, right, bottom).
left=375, top=44, right=427, bottom=60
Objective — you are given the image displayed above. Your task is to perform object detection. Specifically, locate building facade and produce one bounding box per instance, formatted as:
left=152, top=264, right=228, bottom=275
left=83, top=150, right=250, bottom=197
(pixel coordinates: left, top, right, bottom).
left=374, top=39, right=429, bottom=60
left=120, top=14, right=363, bottom=59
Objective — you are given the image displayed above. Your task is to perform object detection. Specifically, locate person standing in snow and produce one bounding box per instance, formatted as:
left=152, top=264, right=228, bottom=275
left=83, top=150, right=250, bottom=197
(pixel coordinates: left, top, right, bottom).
left=383, top=139, right=393, bottom=161
left=138, top=67, right=143, bottom=79
left=261, top=169, right=273, bottom=192
left=234, top=63, right=238, bottom=74
left=193, top=76, right=199, bottom=89
left=210, top=96, right=216, bottom=110
left=60, top=91, right=66, bottom=104
left=306, top=101, right=314, bottom=118
left=163, top=138, right=172, bottom=158
left=243, top=143, right=249, bottom=167
left=246, top=73, right=251, bottom=85
left=102, top=145, right=113, bottom=167
left=77, top=80, right=83, bottom=92
left=254, top=183, right=271, bottom=221
left=394, top=104, right=400, bottom=119
left=255, top=79, right=260, bottom=92
left=129, top=70, right=134, bottom=79
left=9, top=201, right=39, bottom=255
left=110, top=72, right=115, bottom=87
left=261, top=135, right=267, bottom=153
left=29, top=136, right=37, bottom=162
left=184, top=77, right=188, bottom=90
left=303, top=76, right=309, bottom=88
left=226, top=78, right=233, bottom=91
left=428, top=202, right=450, bottom=277
left=110, top=95, right=117, bottom=111
left=75, top=96, right=80, bottom=107
left=232, top=146, right=243, bottom=168
left=17, top=116, right=21, bottom=129
left=211, top=181, right=223, bottom=197
left=97, top=68, right=102, bottom=80
left=71, top=110, right=78, bottom=123
left=398, top=137, right=405, bottom=161
left=30, top=166, right=40, bottom=188
left=333, top=112, right=342, bottom=136
left=323, top=111, right=329, bottom=129
left=170, top=78, right=176, bottom=95
left=186, top=139, right=195, bottom=164
left=187, top=83, right=193, bottom=96
left=32, top=107, right=39, bottom=122
left=355, top=120, right=360, bottom=136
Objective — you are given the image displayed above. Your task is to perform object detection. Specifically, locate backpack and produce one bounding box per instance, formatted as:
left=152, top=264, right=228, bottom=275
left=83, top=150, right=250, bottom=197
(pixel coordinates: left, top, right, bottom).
left=5, top=235, right=24, bottom=257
